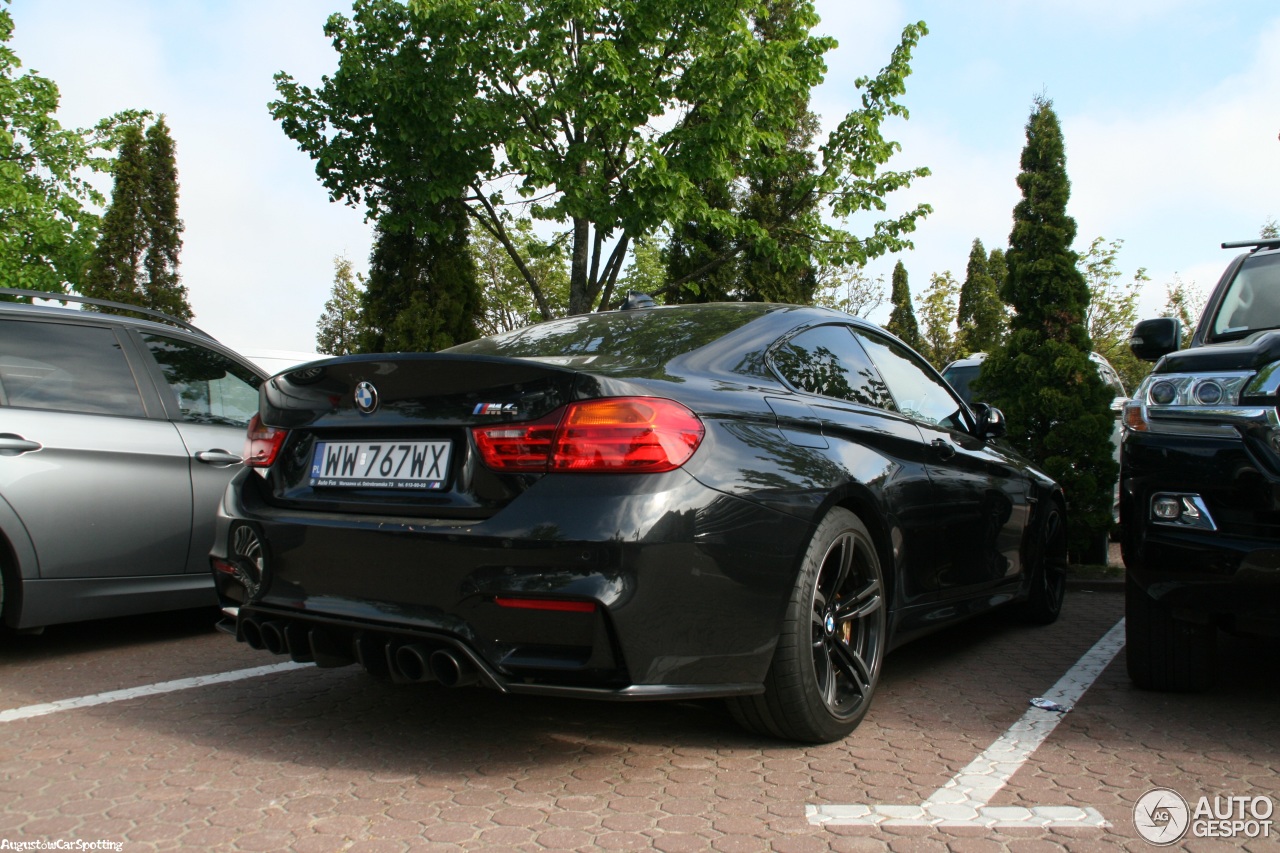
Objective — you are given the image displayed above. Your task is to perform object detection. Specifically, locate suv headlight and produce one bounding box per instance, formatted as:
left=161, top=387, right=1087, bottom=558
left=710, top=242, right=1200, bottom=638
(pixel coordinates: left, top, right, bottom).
left=1124, top=371, right=1260, bottom=434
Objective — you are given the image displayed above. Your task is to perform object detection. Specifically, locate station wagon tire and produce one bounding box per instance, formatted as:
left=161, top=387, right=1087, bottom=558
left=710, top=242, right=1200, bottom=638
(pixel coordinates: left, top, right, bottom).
left=729, top=508, right=885, bottom=743
left=1016, top=500, right=1067, bottom=625
left=1125, top=575, right=1215, bottom=692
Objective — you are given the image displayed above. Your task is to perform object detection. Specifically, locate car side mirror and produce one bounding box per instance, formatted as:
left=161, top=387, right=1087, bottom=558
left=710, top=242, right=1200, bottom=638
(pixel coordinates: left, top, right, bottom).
left=972, top=403, right=1006, bottom=440
left=1130, top=317, right=1182, bottom=362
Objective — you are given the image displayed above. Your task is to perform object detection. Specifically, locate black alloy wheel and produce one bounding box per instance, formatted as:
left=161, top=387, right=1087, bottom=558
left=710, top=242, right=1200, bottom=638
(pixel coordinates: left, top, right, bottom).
left=1016, top=501, right=1067, bottom=625
left=729, top=507, right=886, bottom=743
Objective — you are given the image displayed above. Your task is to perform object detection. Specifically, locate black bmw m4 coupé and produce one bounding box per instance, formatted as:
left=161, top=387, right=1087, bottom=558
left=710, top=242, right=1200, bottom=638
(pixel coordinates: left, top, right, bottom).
left=212, top=302, right=1066, bottom=742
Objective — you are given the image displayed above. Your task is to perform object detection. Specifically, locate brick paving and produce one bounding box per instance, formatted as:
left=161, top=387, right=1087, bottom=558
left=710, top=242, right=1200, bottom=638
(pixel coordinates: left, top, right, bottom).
left=0, top=589, right=1276, bottom=851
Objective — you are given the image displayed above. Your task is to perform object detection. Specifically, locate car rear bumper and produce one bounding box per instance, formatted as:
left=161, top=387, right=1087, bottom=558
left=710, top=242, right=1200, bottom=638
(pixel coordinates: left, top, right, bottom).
left=212, top=468, right=814, bottom=697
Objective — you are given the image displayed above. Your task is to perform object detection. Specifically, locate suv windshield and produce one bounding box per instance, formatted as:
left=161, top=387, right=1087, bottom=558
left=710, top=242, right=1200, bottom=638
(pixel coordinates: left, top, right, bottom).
left=1209, top=252, right=1280, bottom=340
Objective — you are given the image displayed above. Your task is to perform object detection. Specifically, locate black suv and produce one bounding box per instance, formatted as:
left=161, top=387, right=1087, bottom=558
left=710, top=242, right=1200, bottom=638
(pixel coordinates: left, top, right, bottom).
left=1122, top=238, right=1280, bottom=690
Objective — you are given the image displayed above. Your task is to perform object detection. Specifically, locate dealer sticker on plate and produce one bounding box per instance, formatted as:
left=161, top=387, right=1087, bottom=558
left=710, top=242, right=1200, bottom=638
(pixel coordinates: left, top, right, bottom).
left=310, top=440, right=451, bottom=489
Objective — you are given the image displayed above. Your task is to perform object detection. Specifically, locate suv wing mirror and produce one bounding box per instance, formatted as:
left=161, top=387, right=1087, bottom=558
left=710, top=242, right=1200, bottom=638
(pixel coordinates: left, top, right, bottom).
left=1130, top=317, right=1182, bottom=362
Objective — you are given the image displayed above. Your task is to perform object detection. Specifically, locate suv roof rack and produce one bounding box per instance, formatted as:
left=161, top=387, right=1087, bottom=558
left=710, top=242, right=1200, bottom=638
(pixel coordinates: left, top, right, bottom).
left=0, top=287, right=213, bottom=339
left=1221, top=238, right=1280, bottom=251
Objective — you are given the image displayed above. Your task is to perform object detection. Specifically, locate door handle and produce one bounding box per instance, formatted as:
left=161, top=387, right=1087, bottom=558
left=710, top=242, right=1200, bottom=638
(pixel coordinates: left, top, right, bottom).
left=195, top=449, right=243, bottom=467
left=930, top=438, right=956, bottom=461
left=0, top=434, right=42, bottom=457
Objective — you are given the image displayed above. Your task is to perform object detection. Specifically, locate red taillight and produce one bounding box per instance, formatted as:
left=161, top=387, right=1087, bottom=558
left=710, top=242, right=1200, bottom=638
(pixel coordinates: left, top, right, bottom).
left=494, top=596, right=597, bottom=613
left=243, top=413, right=287, bottom=468
left=472, top=397, right=704, bottom=474
left=472, top=410, right=564, bottom=472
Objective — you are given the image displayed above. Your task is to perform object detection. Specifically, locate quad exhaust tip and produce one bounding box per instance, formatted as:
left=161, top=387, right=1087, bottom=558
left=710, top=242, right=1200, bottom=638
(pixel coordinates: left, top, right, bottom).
left=238, top=615, right=480, bottom=687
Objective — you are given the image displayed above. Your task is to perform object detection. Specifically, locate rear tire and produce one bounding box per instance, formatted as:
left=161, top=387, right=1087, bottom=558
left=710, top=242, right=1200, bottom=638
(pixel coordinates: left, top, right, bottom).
left=729, top=508, right=886, bottom=743
left=1125, top=575, right=1215, bottom=691
left=1015, top=500, right=1067, bottom=625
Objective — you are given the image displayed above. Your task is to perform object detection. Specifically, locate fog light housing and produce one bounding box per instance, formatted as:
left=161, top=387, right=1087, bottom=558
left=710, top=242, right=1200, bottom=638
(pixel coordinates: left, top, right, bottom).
left=1150, top=493, right=1217, bottom=531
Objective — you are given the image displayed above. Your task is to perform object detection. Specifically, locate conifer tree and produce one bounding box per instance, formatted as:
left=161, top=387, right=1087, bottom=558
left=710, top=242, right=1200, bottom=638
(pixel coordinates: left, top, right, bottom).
left=316, top=256, right=366, bottom=355
left=359, top=194, right=481, bottom=353
left=885, top=260, right=924, bottom=352
left=82, top=117, right=190, bottom=319
left=978, top=98, right=1116, bottom=557
left=956, top=238, right=1006, bottom=355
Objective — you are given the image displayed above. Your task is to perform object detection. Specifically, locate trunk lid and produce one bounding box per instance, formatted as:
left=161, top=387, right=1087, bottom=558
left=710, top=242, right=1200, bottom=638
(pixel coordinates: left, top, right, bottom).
left=258, top=354, right=580, bottom=519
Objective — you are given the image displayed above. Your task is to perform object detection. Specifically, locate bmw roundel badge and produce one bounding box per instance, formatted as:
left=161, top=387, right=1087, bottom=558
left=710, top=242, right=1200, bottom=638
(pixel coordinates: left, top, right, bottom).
left=353, top=381, right=379, bottom=414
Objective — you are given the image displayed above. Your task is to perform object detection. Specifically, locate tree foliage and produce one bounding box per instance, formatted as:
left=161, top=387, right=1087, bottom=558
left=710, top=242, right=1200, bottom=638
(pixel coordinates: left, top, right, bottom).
left=955, top=238, right=1006, bottom=356
left=0, top=5, right=135, bottom=293
left=814, top=264, right=884, bottom=318
left=81, top=116, right=191, bottom=320
left=316, top=255, right=366, bottom=355
left=1080, top=236, right=1149, bottom=392
left=473, top=219, right=570, bottom=335
left=360, top=193, right=482, bottom=353
left=1163, top=274, right=1205, bottom=344
left=884, top=260, right=923, bottom=352
left=916, top=270, right=959, bottom=368
left=978, top=98, right=1116, bottom=555
left=271, top=0, right=931, bottom=318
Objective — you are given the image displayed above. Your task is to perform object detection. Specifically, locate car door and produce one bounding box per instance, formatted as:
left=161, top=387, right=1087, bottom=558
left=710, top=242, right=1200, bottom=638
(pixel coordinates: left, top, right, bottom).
left=767, top=324, right=943, bottom=600
left=134, top=332, right=265, bottom=574
left=0, top=318, right=193, bottom=579
left=854, top=329, right=1033, bottom=592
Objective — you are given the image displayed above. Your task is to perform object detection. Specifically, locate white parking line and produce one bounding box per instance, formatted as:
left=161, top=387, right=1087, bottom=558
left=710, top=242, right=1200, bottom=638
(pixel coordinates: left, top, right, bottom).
left=809, top=617, right=1126, bottom=829
left=0, top=661, right=308, bottom=724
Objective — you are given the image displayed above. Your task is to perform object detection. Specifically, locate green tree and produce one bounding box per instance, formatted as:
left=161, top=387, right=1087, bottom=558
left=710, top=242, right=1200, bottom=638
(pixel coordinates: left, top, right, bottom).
left=1080, top=236, right=1149, bottom=392
left=956, top=238, right=1006, bottom=356
left=0, top=5, right=129, bottom=293
left=1262, top=217, right=1278, bottom=239
left=316, top=255, right=366, bottom=355
left=615, top=234, right=665, bottom=304
left=360, top=194, right=482, bottom=353
left=916, top=271, right=960, bottom=368
left=473, top=219, right=570, bottom=335
left=884, top=260, right=924, bottom=352
left=1163, top=274, right=1205, bottom=344
left=271, top=0, right=930, bottom=318
left=81, top=116, right=190, bottom=320
left=978, top=98, right=1116, bottom=557
left=814, top=264, right=884, bottom=317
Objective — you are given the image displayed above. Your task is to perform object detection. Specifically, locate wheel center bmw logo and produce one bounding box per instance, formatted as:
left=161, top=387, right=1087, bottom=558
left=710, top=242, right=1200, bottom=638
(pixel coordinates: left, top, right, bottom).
left=354, top=381, right=379, bottom=414
left=824, top=613, right=836, bottom=635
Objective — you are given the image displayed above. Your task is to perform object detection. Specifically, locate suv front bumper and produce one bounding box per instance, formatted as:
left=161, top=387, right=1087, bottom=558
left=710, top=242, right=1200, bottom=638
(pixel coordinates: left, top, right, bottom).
left=1122, top=428, right=1280, bottom=633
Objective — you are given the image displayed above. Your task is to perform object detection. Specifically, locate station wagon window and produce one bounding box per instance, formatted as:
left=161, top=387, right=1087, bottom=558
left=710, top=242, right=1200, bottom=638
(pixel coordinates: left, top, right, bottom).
left=0, top=320, right=145, bottom=417
left=770, top=325, right=894, bottom=410
left=142, top=334, right=262, bottom=427
left=854, top=330, right=968, bottom=431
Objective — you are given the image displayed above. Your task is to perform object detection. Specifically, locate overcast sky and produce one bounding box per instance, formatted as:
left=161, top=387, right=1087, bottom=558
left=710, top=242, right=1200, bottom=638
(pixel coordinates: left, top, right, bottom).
left=9, top=0, right=1280, bottom=354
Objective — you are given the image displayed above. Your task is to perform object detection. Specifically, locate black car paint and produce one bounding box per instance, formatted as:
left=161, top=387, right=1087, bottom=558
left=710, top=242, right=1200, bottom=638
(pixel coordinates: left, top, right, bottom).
left=213, top=304, right=1062, bottom=700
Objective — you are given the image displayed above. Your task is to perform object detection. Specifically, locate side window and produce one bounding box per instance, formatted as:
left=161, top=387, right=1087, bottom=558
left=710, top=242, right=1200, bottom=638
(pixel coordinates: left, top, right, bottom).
left=142, top=334, right=262, bottom=428
left=854, top=330, right=969, bottom=431
left=770, top=325, right=894, bottom=409
left=0, top=320, right=145, bottom=417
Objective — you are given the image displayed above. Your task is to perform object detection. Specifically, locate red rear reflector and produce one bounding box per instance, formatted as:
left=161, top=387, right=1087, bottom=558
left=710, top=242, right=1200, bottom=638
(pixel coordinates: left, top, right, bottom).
left=473, top=397, right=703, bottom=474
left=243, top=413, right=288, bottom=468
left=494, top=597, right=597, bottom=613
left=211, top=557, right=237, bottom=575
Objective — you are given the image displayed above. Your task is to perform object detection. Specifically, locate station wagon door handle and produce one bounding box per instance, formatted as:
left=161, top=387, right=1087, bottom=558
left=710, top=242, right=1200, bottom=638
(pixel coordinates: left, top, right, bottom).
left=0, top=434, right=41, bottom=457
left=195, top=449, right=243, bottom=467
left=930, top=438, right=956, bottom=461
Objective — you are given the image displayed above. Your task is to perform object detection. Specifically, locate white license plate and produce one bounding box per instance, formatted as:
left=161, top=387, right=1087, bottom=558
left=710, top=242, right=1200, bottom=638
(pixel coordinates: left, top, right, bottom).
left=309, top=440, right=451, bottom=489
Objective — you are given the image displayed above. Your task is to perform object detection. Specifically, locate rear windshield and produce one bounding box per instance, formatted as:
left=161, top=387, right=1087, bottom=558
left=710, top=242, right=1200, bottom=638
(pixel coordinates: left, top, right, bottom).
left=1210, top=252, right=1280, bottom=340
left=447, top=305, right=771, bottom=372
